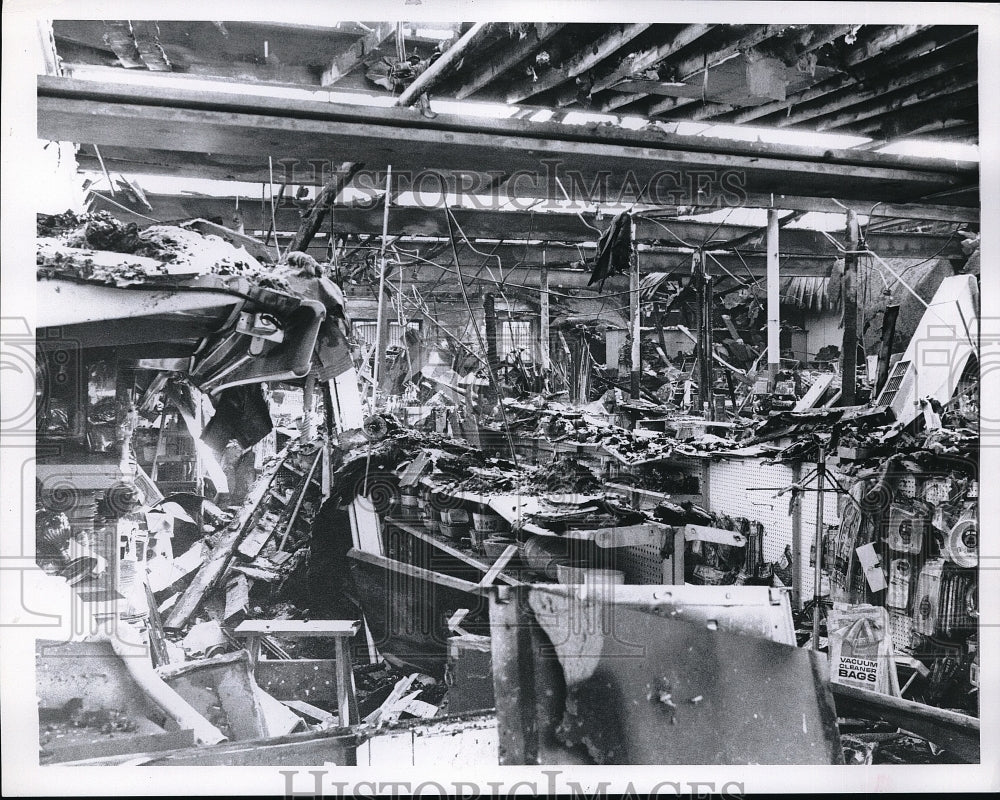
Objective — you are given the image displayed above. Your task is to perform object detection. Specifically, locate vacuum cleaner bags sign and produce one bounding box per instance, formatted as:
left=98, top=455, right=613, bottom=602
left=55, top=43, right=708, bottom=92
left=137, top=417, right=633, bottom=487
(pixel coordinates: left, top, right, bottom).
left=827, top=603, right=899, bottom=696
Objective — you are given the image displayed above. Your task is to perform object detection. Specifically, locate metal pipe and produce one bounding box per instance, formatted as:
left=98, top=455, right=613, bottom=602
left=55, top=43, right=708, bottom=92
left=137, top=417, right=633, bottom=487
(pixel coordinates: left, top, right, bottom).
left=812, top=444, right=826, bottom=650
left=372, top=166, right=393, bottom=394
left=766, top=209, right=781, bottom=385
left=841, top=211, right=860, bottom=405
left=629, top=216, right=641, bottom=399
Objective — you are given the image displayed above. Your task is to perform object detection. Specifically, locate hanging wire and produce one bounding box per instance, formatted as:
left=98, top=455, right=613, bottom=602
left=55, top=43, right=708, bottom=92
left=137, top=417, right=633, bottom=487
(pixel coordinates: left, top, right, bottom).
left=444, top=209, right=519, bottom=465
left=90, top=191, right=162, bottom=224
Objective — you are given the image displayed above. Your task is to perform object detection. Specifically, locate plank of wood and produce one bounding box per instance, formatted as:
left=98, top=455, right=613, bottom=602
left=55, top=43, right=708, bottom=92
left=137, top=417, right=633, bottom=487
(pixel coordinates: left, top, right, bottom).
left=831, top=681, right=979, bottom=763
left=223, top=574, right=250, bottom=623
left=321, top=24, right=394, bottom=86
left=478, top=544, right=518, bottom=587
left=453, top=23, right=566, bottom=100
left=38, top=77, right=977, bottom=206
left=44, top=728, right=196, bottom=765
left=505, top=23, right=653, bottom=103
left=794, top=373, right=836, bottom=411
left=281, top=699, right=336, bottom=724
left=86, top=193, right=966, bottom=259
left=347, top=547, right=494, bottom=596
left=234, top=619, right=361, bottom=638
left=396, top=23, right=498, bottom=106
left=386, top=518, right=519, bottom=586
left=568, top=23, right=713, bottom=104
left=162, top=444, right=291, bottom=630
left=364, top=674, right=417, bottom=725
left=236, top=521, right=278, bottom=560
left=230, top=564, right=282, bottom=582
left=277, top=448, right=323, bottom=551
left=143, top=581, right=171, bottom=668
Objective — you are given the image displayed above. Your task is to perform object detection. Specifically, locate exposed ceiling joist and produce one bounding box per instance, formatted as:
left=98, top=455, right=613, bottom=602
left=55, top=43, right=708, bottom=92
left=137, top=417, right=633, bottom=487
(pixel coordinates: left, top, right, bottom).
left=504, top=23, right=653, bottom=104
left=774, top=39, right=975, bottom=129
left=321, top=23, right=395, bottom=86
left=556, top=24, right=714, bottom=107
left=644, top=25, right=856, bottom=119
left=279, top=236, right=840, bottom=280
left=844, top=90, right=978, bottom=140
left=726, top=27, right=975, bottom=126
left=452, top=23, right=566, bottom=100
left=395, top=22, right=498, bottom=106
left=812, top=69, right=978, bottom=132
left=610, top=24, right=788, bottom=114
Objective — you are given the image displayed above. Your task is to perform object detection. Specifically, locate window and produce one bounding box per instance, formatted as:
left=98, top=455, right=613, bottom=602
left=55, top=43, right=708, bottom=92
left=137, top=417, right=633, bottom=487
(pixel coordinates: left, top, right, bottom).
left=496, top=318, right=533, bottom=360
left=353, top=321, right=421, bottom=349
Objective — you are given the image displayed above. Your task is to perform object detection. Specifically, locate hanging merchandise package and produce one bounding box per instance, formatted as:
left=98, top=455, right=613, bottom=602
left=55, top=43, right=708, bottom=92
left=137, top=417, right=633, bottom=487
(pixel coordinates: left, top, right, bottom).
left=827, top=602, right=900, bottom=696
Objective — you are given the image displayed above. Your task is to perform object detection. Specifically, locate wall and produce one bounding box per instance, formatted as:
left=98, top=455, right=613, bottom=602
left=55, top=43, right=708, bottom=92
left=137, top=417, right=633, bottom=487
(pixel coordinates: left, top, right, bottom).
left=802, top=309, right=842, bottom=362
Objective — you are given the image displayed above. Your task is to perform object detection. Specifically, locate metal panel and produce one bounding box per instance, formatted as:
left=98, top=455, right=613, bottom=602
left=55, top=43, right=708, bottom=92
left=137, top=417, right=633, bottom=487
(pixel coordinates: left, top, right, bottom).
left=616, top=542, right=666, bottom=584
left=489, top=584, right=843, bottom=765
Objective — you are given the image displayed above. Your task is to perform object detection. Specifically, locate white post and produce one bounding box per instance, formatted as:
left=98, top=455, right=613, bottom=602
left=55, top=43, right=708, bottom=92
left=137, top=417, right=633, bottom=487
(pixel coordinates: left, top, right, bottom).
left=766, top=209, right=781, bottom=385
left=539, top=251, right=550, bottom=371
left=372, top=166, right=393, bottom=396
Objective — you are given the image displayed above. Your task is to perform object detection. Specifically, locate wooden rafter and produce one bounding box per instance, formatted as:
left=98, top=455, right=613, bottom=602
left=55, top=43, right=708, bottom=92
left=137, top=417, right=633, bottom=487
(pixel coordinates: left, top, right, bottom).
left=451, top=23, right=566, bottom=99
left=555, top=24, right=714, bottom=108
left=644, top=24, right=855, bottom=119
left=845, top=90, right=978, bottom=140
left=724, top=26, right=975, bottom=125
left=87, top=192, right=971, bottom=254
left=504, top=23, right=653, bottom=104
left=395, top=22, right=499, bottom=106
left=776, top=44, right=976, bottom=129
left=608, top=24, right=788, bottom=114
left=811, top=68, right=977, bottom=132
left=321, top=23, right=394, bottom=86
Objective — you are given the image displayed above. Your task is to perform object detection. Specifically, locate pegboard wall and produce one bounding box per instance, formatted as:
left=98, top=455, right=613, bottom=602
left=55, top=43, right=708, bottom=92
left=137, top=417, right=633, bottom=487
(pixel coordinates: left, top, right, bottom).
left=616, top=542, right=665, bottom=584
left=697, top=456, right=843, bottom=610
left=889, top=610, right=915, bottom=654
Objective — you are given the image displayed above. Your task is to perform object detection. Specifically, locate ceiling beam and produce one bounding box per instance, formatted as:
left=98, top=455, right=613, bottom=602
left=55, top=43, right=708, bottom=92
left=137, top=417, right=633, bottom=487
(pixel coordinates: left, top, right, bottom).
left=773, top=40, right=975, bottom=129
left=556, top=24, right=714, bottom=107
left=321, top=23, right=395, bottom=86
left=842, top=24, right=928, bottom=67
left=727, top=25, right=970, bottom=126
left=42, top=77, right=977, bottom=207
left=645, top=24, right=855, bottom=119
left=636, top=24, right=789, bottom=116
left=89, top=192, right=969, bottom=260
left=842, top=91, right=979, bottom=140
left=452, top=23, right=566, bottom=99
left=395, top=23, right=498, bottom=105
left=504, top=23, right=653, bottom=104
left=811, top=69, right=977, bottom=132
left=287, top=237, right=839, bottom=280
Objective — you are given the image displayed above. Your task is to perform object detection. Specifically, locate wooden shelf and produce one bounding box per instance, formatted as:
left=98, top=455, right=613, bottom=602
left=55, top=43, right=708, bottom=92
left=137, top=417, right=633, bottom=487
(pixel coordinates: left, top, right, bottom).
left=384, top=517, right=519, bottom=586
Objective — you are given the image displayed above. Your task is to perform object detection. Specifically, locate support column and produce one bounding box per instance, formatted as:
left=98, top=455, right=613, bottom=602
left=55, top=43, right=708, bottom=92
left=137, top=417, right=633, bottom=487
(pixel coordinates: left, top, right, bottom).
left=875, top=304, right=901, bottom=395
left=811, top=444, right=827, bottom=651
left=841, top=211, right=860, bottom=406
left=539, top=259, right=550, bottom=371
left=372, top=166, right=393, bottom=395
left=696, top=252, right=714, bottom=417
left=484, top=293, right=499, bottom=371
left=766, top=209, right=781, bottom=386
left=629, top=218, right=641, bottom=399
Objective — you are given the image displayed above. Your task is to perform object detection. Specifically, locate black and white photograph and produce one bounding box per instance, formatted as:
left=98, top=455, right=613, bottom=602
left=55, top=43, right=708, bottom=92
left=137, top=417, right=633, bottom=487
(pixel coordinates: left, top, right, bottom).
left=1, top=1, right=997, bottom=795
